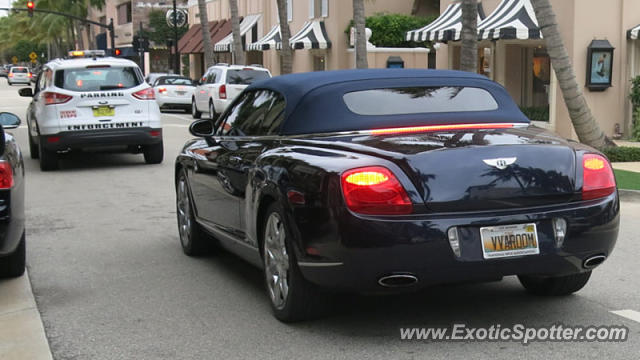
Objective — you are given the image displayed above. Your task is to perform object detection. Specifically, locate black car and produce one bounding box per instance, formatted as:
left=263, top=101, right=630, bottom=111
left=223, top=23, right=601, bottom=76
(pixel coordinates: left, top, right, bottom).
left=175, top=69, right=619, bottom=322
left=0, top=113, right=26, bottom=278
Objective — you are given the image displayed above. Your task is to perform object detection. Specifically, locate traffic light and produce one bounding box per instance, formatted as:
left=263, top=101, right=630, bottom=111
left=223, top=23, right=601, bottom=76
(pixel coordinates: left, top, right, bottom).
left=114, top=48, right=122, bottom=56
left=26, top=1, right=35, bottom=17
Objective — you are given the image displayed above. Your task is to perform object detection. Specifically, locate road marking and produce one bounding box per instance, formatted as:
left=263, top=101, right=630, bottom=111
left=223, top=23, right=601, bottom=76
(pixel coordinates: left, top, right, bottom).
left=611, top=310, right=640, bottom=323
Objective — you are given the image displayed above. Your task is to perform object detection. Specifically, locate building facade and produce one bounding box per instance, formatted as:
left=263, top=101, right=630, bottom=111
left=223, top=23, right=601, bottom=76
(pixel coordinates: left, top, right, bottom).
left=180, top=0, right=432, bottom=79
left=434, top=0, right=640, bottom=140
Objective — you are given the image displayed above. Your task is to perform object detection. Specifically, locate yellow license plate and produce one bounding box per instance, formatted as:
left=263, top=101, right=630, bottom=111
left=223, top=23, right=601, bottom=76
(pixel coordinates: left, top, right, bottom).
left=93, top=106, right=115, bottom=117
left=480, top=223, right=539, bottom=259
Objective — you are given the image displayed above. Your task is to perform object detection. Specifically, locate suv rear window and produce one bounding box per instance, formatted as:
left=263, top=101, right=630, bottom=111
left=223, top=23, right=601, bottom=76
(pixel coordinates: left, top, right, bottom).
left=54, top=67, right=142, bottom=92
left=343, top=87, right=499, bottom=116
left=225, top=70, right=270, bottom=85
left=11, top=68, right=28, bottom=73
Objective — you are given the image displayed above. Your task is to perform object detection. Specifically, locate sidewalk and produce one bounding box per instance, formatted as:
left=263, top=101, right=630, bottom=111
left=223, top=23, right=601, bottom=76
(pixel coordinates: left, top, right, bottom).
left=0, top=271, right=53, bottom=360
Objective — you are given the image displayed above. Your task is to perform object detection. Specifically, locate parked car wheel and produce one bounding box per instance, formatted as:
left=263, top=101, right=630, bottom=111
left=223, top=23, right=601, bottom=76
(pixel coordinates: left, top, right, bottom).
left=0, top=232, right=25, bottom=279
left=176, top=170, right=210, bottom=256
left=28, top=133, right=39, bottom=159
left=262, top=203, right=330, bottom=322
left=518, top=271, right=592, bottom=296
left=143, top=142, right=164, bottom=164
left=191, top=98, right=201, bottom=119
left=209, top=101, right=218, bottom=120
left=38, top=142, right=58, bottom=171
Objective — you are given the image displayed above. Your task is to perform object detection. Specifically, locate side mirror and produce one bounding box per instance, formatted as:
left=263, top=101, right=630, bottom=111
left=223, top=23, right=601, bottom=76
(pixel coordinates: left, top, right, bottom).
left=18, top=88, right=33, bottom=97
left=189, top=119, right=215, bottom=137
left=0, top=112, right=21, bottom=129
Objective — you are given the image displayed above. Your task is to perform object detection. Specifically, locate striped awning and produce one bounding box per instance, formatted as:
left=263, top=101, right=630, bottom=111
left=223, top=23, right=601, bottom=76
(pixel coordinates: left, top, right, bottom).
left=290, top=21, right=331, bottom=50
left=628, top=24, right=640, bottom=40
left=478, top=0, right=542, bottom=40
left=405, top=3, right=485, bottom=42
left=214, top=14, right=261, bottom=52
left=248, top=24, right=282, bottom=51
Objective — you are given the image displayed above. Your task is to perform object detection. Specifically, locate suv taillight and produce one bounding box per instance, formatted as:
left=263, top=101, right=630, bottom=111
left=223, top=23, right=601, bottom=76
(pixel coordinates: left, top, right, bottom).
left=133, top=87, right=155, bottom=100
left=157, top=87, right=167, bottom=94
left=219, top=84, right=227, bottom=99
left=8, top=73, right=13, bottom=77
left=582, top=154, right=616, bottom=200
left=341, top=166, right=413, bottom=215
left=43, top=92, right=72, bottom=105
left=0, top=161, right=14, bottom=189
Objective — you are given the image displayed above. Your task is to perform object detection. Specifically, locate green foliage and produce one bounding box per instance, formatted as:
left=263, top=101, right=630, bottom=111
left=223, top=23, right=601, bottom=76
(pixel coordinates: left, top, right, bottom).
left=614, top=169, right=640, bottom=190
left=520, top=106, right=550, bottom=122
left=602, top=146, right=640, bottom=162
left=630, top=76, right=640, bottom=141
left=5, top=40, right=47, bottom=62
left=140, top=10, right=189, bottom=48
left=345, top=13, right=437, bottom=48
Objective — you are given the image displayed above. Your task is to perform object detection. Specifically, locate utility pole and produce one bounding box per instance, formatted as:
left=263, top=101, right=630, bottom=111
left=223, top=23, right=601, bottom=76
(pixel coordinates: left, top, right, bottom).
left=173, top=0, right=179, bottom=74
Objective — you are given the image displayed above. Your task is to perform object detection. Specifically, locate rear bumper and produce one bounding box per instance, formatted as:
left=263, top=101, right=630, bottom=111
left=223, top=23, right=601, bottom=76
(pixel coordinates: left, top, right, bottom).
left=42, top=127, right=163, bottom=151
left=157, top=97, right=191, bottom=108
left=294, top=193, right=620, bottom=293
left=213, top=99, right=230, bottom=113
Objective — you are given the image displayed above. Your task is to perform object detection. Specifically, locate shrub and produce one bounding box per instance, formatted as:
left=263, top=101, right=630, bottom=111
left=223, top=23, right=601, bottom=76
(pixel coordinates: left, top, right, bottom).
left=345, top=13, right=438, bottom=48
left=629, top=76, right=640, bottom=140
left=520, top=106, right=549, bottom=122
left=602, top=146, right=640, bottom=162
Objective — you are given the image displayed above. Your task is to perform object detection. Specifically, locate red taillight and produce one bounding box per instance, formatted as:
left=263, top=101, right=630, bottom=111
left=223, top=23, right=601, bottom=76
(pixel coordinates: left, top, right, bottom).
left=341, top=166, right=413, bottom=215
left=43, top=92, right=72, bottom=105
left=46, top=136, right=61, bottom=143
left=219, top=84, right=227, bottom=99
left=0, top=161, right=13, bottom=189
left=8, top=73, right=13, bottom=78
left=149, top=130, right=161, bottom=137
left=582, top=154, right=616, bottom=200
left=133, top=87, right=155, bottom=100
left=158, top=87, right=167, bottom=94
left=28, top=73, right=32, bottom=78
left=369, top=123, right=516, bottom=136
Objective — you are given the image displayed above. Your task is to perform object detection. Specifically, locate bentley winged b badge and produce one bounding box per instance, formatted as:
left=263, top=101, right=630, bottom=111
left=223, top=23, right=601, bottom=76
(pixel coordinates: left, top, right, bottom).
left=483, top=157, right=517, bottom=170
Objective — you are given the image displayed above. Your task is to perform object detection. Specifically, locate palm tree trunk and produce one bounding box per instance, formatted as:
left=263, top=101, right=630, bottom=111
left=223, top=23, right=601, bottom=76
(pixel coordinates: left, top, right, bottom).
left=353, top=0, right=368, bottom=69
left=197, top=0, right=215, bottom=68
left=229, top=0, right=245, bottom=65
left=460, top=0, right=477, bottom=73
left=531, top=0, right=612, bottom=149
left=276, top=0, right=292, bottom=74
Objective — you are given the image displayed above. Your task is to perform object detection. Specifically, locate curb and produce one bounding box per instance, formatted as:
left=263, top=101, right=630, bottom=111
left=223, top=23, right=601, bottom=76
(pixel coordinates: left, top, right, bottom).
left=619, top=189, right=640, bottom=202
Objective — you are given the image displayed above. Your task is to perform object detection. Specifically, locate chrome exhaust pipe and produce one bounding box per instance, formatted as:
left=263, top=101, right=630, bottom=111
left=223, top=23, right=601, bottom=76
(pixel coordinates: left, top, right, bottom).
left=378, top=274, right=418, bottom=288
left=583, top=255, right=607, bottom=269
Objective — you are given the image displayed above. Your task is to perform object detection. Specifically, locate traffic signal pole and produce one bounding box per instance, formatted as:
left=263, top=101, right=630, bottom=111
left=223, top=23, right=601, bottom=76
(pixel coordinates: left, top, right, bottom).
left=1, top=7, right=117, bottom=55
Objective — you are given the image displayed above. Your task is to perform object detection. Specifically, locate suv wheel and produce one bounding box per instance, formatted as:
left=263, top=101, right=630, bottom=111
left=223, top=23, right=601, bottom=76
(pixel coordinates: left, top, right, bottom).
left=191, top=98, right=201, bottom=119
left=28, top=133, right=39, bottom=159
left=209, top=101, right=218, bottom=120
left=143, top=141, right=164, bottom=164
left=38, top=142, right=58, bottom=171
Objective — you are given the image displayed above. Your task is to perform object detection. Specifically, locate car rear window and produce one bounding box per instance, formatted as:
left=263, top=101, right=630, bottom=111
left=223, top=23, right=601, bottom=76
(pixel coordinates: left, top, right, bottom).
left=343, top=87, right=499, bottom=116
left=54, top=67, right=142, bottom=92
left=11, top=68, right=28, bottom=73
left=157, top=77, right=193, bottom=86
left=225, top=70, right=270, bottom=85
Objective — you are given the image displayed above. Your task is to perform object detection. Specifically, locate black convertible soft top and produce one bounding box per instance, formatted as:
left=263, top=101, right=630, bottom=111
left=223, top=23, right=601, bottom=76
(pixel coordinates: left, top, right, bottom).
left=247, top=69, right=530, bottom=135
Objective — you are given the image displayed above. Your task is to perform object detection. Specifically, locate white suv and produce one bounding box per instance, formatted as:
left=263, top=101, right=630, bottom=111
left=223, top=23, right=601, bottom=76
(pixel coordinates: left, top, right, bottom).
left=19, top=55, right=163, bottom=171
left=191, top=64, right=271, bottom=119
left=8, top=66, right=32, bottom=85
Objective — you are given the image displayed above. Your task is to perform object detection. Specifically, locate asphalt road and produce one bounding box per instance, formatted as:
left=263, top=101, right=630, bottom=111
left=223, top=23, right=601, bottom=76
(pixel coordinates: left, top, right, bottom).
left=0, top=79, right=638, bottom=360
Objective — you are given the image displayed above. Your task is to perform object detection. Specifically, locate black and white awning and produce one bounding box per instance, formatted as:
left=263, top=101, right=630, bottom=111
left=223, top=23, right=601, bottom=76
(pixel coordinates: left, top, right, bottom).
left=628, top=24, right=640, bottom=40
left=290, top=21, right=331, bottom=50
left=405, top=3, right=484, bottom=42
left=248, top=24, right=282, bottom=51
left=478, top=0, right=542, bottom=40
left=214, top=14, right=261, bottom=52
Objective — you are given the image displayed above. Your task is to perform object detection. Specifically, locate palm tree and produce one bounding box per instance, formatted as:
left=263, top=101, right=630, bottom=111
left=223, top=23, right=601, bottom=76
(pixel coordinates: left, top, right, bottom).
left=276, top=0, right=292, bottom=74
left=353, top=0, right=368, bottom=69
left=459, top=0, right=477, bottom=73
left=229, top=0, right=245, bottom=65
left=197, top=0, right=215, bottom=68
left=530, top=0, right=611, bottom=149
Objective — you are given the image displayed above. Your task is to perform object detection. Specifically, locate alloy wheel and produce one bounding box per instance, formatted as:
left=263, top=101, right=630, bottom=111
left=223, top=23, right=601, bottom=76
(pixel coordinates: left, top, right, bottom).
left=176, top=177, right=191, bottom=247
left=264, top=212, right=289, bottom=310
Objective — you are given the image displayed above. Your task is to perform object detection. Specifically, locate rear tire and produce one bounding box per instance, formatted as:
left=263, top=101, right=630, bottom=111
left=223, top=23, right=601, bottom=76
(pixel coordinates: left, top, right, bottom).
left=518, top=271, right=592, bottom=296
left=28, top=133, right=39, bottom=159
left=176, top=170, right=210, bottom=256
left=262, top=203, right=331, bottom=322
left=209, top=101, right=218, bottom=120
left=191, top=98, right=201, bottom=119
left=38, top=142, right=58, bottom=171
left=143, top=141, right=164, bottom=164
left=0, top=232, right=26, bottom=279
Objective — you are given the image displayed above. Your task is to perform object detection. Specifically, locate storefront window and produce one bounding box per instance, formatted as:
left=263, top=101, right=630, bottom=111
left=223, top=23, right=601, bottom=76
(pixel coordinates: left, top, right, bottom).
left=524, top=47, right=551, bottom=122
